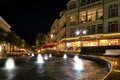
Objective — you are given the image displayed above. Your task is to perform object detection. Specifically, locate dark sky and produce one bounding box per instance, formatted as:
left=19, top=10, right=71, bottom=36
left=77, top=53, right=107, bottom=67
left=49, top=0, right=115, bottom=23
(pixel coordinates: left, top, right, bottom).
left=0, top=0, right=69, bottom=46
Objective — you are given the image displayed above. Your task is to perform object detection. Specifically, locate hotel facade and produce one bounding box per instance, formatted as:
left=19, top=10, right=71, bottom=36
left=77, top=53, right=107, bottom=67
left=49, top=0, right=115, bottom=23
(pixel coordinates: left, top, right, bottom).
left=49, top=0, right=120, bottom=52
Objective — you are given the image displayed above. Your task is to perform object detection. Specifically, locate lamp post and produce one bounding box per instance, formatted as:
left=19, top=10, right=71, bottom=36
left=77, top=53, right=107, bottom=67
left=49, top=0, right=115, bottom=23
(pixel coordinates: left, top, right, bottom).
left=76, top=30, right=87, bottom=53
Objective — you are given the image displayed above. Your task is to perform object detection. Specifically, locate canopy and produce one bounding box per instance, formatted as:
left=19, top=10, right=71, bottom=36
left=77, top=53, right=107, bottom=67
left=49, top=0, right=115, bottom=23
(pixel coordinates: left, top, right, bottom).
left=41, top=44, right=57, bottom=48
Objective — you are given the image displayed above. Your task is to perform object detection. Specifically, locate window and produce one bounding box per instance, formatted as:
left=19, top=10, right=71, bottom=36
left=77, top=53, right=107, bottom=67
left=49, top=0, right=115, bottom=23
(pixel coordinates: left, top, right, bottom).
left=80, top=0, right=100, bottom=6
left=98, top=8, right=103, bottom=19
left=87, top=10, right=96, bottom=21
left=108, top=21, right=118, bottom=32
left=97, top=24, right=103, bottom=33
left=91, top=25, right=96, bottom=34
left=80, top=11, right=87, bottom=23
left=87, top=25, right=96, bottom=34
left=108, top=4, right=118, bottom=18
left=87, top=26, right=91, bottom=34
left=68, top=1, right=77, bottom=10
left=70, top=28, right=76, bottom=37
left=69, top=15, right=77, bottom=25
left=81, top=0, right=86, bottom=6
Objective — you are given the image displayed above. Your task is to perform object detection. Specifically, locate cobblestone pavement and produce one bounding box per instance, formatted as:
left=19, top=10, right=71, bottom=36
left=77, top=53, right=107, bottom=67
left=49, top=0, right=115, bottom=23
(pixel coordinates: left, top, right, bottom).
left=99, top=56, right=120, bottom=80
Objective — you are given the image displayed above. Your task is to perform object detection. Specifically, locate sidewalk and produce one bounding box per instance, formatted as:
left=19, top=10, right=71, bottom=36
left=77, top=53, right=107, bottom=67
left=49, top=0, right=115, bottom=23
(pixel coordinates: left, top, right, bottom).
left=99, top=56, right=120, bottom=80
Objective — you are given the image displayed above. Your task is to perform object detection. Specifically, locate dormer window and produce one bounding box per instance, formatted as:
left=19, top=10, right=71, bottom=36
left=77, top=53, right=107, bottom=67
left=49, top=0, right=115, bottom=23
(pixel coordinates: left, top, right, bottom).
left=68, top=1, right=77, bottom=10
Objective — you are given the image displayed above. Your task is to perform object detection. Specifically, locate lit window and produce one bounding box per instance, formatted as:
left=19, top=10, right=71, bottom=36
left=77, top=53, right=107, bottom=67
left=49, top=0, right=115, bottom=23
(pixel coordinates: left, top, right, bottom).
left=109, top=39, right=118, bottom=45
left=69, top=15, right=76, bottom=25
left=91, top=10, right=96, bottom=21
left=98, top=8, right=103, bottom=19
left=87, top=10, right=96, bottom=21
left=80, top=11, right=87, bottom=23
left=88, top=11, right=92, bottom=21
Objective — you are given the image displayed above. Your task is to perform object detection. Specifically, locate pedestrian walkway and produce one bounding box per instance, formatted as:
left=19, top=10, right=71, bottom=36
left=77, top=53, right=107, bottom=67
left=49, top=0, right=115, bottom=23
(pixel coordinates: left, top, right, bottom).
left=99, top=56, right=120, bottom=80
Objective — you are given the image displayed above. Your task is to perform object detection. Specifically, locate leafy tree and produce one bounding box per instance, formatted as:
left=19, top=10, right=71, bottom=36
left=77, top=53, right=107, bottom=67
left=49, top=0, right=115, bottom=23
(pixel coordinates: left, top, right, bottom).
left=35, top=33, right=46, bottom=49
left=0, top=28, right=7, bottom=43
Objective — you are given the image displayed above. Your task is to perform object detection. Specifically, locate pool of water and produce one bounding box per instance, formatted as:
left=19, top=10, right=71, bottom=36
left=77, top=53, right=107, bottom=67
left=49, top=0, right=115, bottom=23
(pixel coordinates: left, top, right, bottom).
left=0, top=56, right=108, bottom=80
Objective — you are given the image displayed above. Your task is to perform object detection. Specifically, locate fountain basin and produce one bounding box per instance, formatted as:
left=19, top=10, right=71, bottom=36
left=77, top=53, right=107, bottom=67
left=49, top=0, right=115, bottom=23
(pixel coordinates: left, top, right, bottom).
left=0, top=55, right=111, bottom=80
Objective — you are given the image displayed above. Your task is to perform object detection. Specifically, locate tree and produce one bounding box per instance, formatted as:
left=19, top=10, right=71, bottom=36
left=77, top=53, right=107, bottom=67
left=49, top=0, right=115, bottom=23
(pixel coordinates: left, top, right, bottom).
left=0, top=28, right=7, bottom=43
left=35, top=33, right=46, bottom=49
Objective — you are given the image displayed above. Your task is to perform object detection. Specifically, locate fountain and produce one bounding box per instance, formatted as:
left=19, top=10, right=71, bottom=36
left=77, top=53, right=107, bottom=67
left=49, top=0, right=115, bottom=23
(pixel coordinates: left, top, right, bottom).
left=73, top=55, right=84, bottom=71
left=36, top=54, right=44, bottom=63
left=44, top=54, right=48, bottom=60
left=0, top=54, right=110, bottom=80
left=49, top=54, right=52, bottom=58
left=63, top=54, right=67, bottom=59
left=74, top=55, right=79, bottom=62
left=5, top=57, right=16, bottom=70
left=31, top=53, right=34, bottom=57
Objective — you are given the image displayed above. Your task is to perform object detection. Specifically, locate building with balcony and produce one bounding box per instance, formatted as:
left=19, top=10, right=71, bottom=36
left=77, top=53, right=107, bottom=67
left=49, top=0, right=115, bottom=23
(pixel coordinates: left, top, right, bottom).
left=0, top=16, right=11, bottom=55
left=0, top=16, right=11, bottom=32
left=58, top=11, right=67, bottom=51
left=58, top=0, right=120, bottom=52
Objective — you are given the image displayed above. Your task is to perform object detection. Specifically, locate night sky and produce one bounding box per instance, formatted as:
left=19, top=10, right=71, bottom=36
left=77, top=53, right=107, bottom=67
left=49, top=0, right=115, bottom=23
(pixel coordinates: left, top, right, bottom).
left=0, top=0, right=69, bottom=46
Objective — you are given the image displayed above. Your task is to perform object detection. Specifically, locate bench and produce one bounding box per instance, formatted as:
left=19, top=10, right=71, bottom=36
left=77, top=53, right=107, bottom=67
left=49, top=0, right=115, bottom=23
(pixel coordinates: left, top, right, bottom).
left=103, top=49, right=120, bottom=56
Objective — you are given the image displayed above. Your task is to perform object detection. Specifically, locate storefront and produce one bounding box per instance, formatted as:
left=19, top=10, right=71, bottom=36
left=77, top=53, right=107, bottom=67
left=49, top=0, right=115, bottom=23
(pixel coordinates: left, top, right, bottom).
left=59, top=33, right=120, bottom=52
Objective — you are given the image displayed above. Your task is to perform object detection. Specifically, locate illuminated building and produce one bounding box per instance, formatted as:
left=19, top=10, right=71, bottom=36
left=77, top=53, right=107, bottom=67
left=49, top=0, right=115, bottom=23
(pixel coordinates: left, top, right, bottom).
left=0, top=16, right=11, bottom=55
left=49, top=0, right=120, bottom=52
left=60, top=0, right=120, bottom=52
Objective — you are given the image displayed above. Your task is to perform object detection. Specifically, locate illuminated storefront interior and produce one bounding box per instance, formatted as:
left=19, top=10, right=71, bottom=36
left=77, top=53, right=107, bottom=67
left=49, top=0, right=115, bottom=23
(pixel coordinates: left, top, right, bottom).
left=59, top=33, right=120, bottom=52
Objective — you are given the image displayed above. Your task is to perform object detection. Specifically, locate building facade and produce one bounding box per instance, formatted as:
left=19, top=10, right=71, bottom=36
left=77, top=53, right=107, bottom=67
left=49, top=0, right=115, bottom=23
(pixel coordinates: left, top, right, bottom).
left=0, top=16, right=11, bottom=55
left=58, top=0, right=120, bottom=52
left=58, top=11, right=67, bottom=51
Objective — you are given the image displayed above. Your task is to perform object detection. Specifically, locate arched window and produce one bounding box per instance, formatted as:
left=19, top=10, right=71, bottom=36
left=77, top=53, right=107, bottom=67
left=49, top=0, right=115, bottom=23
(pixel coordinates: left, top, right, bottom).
left=108, top=4, right=118, bottom=18
left=68, top=1, right=77, bottom=10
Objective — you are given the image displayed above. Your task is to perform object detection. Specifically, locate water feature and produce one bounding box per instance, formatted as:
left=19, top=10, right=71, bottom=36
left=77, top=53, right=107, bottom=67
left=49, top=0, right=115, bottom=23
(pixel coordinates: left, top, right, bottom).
left=73, top=55, right=84, bottom=71
left=31, top=53, right=34, bottom=57
left=0, top=54, right=110, bottom=80
left=63, top=54, right=67, bottom=59
left=44, top=54, right=48, bottom=60
left=2, top=57, right=17, bottom=80
left=36, top=54, right=44, bottom=63
left=5, top=57, right=16, bottom=70
left=74, top=55, right=79, bottom=61
left=49, top=54, right=52, bottom=58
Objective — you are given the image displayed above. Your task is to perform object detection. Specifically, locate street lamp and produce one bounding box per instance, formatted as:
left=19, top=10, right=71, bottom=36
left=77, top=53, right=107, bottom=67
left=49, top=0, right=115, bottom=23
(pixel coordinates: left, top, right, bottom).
left=76, top=30, right=87, bottom=53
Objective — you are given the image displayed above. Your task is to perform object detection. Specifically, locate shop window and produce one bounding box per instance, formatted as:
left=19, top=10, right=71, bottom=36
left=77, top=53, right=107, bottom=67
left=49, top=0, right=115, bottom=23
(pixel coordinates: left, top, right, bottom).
left=100, top=40, right=108, bottom=46
left=109, top=39, right=118, bottom=45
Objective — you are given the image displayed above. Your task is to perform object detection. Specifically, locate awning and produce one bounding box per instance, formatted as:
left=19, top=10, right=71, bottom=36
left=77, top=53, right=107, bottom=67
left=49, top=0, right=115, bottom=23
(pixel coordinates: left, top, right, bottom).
left=41, top=44, right=57, bottom=48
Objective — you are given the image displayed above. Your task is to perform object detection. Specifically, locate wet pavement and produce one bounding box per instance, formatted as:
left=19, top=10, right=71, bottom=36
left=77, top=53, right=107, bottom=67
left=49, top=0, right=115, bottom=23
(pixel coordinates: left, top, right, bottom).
left=98, top=56, right=120, bottom=80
